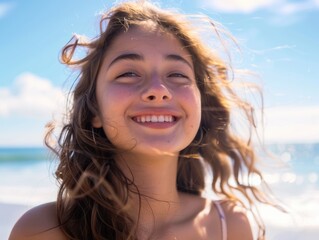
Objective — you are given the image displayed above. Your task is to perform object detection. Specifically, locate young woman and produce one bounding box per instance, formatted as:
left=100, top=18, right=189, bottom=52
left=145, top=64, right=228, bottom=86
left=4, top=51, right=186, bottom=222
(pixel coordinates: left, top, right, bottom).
left=10, top=1, right=277, bottom=239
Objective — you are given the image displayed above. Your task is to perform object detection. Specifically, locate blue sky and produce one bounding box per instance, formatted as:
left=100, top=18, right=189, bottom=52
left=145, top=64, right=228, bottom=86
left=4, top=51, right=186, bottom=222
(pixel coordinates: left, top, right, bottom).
left=0, top=0, right=318, bottom=146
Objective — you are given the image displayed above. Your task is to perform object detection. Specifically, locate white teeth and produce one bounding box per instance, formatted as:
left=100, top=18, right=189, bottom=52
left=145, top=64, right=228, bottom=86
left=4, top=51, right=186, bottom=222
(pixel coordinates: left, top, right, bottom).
left=135, top=115, right=175, bottom=123
left=151, top=115, right=157, bottom=122
left=158, top=115, right=164, bottom=122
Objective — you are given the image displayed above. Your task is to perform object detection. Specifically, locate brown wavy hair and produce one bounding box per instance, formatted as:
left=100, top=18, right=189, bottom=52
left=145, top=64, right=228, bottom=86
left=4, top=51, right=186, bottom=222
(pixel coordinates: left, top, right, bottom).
left=45, top=1, right=279, bottom=239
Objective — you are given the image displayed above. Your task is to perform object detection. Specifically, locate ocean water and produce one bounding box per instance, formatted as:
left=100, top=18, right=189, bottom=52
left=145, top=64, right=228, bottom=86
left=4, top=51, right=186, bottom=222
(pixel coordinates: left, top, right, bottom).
left=0, top=144, right=318, bottom=239
left=256, top=144, right=319, bottom=240
left=0, top=147, right=58, bottom=205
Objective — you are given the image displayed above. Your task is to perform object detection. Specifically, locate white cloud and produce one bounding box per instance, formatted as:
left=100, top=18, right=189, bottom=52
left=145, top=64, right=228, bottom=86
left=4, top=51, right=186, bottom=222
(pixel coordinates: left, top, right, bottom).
left=263, top=105, right=319, bottom=143
left=201, top=0, right=278, bottom=13
left=0, top=72, right=66, bottom=119
left=200, top=0, right=319, bottom=14
left=0, top=2, right=14, bottom=18
left=0, top=73, right=67, bottom=146
left=276, top=1, right=315, bottom=15
left=231, top=105, right=319, bottom=144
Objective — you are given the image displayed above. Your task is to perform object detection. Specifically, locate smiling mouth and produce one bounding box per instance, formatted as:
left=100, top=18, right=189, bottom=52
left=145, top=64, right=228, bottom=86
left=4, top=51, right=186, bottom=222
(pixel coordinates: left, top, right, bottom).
left=132, top=115, right=177, bottom=123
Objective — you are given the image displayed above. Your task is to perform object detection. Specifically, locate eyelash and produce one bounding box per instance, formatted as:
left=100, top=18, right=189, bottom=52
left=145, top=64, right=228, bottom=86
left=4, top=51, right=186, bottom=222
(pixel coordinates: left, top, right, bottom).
left=116, top=72, right=140, bottom=78
left=116, top=72, right=187, bottom=78
left=114, top=71, right=190, bottom=83
left=168, top=72, right=188, bottom=79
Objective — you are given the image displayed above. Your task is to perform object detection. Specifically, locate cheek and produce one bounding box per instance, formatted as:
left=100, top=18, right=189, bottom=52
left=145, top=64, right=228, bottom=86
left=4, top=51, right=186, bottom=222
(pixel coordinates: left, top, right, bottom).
left=192, top=96, right=202, bottom=131
left=97, top=85, right=139, bottom=141
left=179, top=86, right=202, bottom=127
left=98, top=85, right=134, bottom=114
left=104, top=85, right=134, bottom=101
left=182, top=86, right=201, bottom=113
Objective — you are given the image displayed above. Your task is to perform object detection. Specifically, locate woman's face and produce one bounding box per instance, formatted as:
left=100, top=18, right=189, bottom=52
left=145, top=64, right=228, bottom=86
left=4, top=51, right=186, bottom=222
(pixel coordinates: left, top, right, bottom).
left=92, top=25, right=201, bottom=157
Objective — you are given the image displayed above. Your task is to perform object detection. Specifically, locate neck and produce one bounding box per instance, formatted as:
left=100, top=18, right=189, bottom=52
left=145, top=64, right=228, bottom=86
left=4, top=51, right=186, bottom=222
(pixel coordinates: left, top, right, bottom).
left=116, top=152, right=182, bottom=234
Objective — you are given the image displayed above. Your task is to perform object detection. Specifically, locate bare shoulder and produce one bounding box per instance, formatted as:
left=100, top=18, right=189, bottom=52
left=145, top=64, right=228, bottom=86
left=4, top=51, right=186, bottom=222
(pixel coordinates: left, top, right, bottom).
left=220, top=200, right=253, bottom=240
left=9, top=202, right=67, bottom=240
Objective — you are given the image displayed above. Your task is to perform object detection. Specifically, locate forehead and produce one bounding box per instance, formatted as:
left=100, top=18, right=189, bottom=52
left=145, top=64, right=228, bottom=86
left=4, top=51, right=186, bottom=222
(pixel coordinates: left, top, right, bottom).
left=105, top=23, right=191, bottom=58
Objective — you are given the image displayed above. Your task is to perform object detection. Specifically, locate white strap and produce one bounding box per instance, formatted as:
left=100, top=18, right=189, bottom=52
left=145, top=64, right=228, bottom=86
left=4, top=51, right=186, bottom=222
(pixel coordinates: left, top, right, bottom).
left=214, top=201, right=227, bottom=240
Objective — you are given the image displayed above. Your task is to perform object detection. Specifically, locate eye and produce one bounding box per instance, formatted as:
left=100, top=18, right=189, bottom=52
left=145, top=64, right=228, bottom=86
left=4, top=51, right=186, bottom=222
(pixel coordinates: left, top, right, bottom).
left=116, top=72, right=140, bottom=78
left=167, top=72, right=192, bottom=84
left=114, top=71, right=141, bottom=84
left=168, top=72, right=188, bottom=78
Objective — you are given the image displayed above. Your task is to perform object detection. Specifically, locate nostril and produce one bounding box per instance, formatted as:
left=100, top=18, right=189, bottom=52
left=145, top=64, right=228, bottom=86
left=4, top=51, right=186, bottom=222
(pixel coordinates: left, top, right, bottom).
left=148, top=95, right=156, bottom=100
left=143, top=91, right=172, bottom=102
left=147, top=95, right=169, bottom=101
left=162, top=95, right=169, bottom=100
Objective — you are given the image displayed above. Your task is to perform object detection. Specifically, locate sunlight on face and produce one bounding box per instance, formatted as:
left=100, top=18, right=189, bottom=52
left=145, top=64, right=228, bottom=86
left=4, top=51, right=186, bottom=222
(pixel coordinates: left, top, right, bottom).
left=92, top=24, right=201, bottom=158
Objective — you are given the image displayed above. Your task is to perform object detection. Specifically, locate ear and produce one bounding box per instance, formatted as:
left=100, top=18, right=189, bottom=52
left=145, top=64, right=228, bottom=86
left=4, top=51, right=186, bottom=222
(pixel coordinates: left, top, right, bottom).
left=91, top=115, right=103, bottom=128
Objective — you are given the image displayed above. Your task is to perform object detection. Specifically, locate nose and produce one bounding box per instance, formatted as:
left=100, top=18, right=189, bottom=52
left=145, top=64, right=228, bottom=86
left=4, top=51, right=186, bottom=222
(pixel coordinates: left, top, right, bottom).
left=141, top=75, right=172, bottom=102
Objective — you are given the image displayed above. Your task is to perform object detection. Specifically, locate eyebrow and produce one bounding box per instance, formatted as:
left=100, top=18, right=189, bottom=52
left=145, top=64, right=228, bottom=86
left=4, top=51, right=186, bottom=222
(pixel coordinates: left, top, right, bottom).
left=108, top=53, right=193, bottom=70
left=165, top=54, right=193, bottom=70
left=108, top=53, right=144, bottom=69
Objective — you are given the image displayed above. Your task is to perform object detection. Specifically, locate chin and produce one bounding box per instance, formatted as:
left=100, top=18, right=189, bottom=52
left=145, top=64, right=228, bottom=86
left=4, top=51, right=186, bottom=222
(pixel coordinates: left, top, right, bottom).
left=133, top=141, right=188, bottom=157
